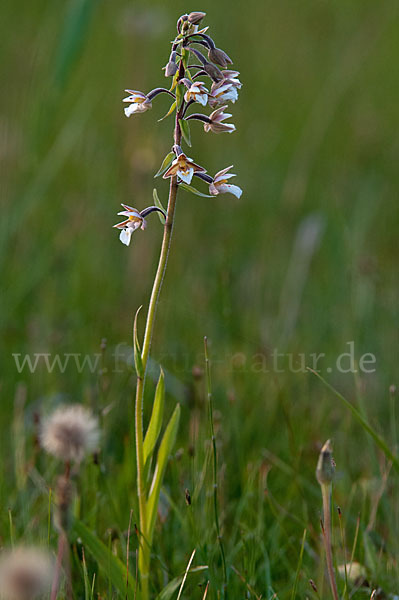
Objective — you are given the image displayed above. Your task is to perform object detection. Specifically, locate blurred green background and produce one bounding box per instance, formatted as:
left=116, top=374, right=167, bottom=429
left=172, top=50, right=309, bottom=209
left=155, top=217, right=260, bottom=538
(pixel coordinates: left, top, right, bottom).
left=1, top=0, right=399, bottom=597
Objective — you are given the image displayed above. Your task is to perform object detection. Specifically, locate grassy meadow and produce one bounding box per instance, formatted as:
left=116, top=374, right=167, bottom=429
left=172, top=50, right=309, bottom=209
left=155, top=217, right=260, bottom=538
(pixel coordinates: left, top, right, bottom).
left=1, top=0, right=399, bottom=597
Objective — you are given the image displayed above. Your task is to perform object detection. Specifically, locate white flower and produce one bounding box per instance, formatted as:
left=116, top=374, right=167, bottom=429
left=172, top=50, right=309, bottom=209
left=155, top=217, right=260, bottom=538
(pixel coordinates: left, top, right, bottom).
left=209, top=166, right=242, bottom=198
left=208, top=81, right=238, bottom=108
left=221, top=70, right=242, bottom=89
left=204, top=105, right=236, bottom=134
left=184, top=81, right=208, bottom=107
left=163, top=152, right=206, bottom=185
left=0, top=547, right=53, bottom=600
left=123, top=90, right=152, bottom=117
left=40, top=405, right=100, bottom=463
left=113, top=205, right=147, bottom=246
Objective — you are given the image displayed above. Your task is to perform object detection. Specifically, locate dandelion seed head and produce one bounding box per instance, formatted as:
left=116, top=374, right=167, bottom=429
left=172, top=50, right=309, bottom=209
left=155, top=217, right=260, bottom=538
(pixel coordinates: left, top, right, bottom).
left=40, top=404, right=100, bottom=463
left=0, top=547, right=52, bottom=600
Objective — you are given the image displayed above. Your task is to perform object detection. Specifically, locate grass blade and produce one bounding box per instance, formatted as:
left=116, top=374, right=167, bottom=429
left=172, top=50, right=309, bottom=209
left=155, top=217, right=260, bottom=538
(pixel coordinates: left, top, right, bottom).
left=72, top=519, right=135, bottom=600
left=291, top=529, right=307, bottom=599
left=307, top=369, right=399, bottom=470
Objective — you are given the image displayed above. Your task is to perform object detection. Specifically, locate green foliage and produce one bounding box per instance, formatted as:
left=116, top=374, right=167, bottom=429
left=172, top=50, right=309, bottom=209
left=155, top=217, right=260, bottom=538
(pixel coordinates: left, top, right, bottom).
left=73, top=519, right=135, bottom=600
left=147, top=403, right=181, bottom=542
left=179, top=182, right=213, bottom=197
left=154, top=153, right=175, bottom=178
left=133, top=306, right=144, bottom=379
left=179, top=119, right=192, bottom=147
left=143, top=368, right=165, bottom=467
left=152, top=188, right=167, bottom=223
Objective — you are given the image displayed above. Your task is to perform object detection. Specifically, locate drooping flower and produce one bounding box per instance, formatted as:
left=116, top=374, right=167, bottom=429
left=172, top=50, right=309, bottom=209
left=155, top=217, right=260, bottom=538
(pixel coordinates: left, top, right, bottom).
left=184, top=81, right=208, bottom=107
left=163, top=152, right=206, bottom=185
left=113, top=205, right=147, bottom=246
left=40, top=404, right=100, bottom=463
left=221, top=70, right=242, bottom=89
left=209, top=166, right=242, bottom=198
left=204, top=105, right=236, bottom=134
left=123, top=90, right=152, bottom=117
left=208, top=81, right=238, bottom=108
left=0, top=547, right=53, bottom=600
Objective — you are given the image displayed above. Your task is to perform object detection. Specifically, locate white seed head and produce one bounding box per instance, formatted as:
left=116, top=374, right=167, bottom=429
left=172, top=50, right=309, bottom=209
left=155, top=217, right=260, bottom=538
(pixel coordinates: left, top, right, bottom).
left=0, top=547, right=52, bottom=600
left=40, top=404, right=100, bottom=463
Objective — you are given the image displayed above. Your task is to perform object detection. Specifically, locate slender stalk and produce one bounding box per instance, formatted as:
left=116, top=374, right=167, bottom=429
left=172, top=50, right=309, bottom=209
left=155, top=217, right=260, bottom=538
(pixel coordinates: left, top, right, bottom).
left=135, top=104, right=182, bottom=600
left=321, top=484, right=339, bottom=600
left=204, top=337, right=227, bottom=596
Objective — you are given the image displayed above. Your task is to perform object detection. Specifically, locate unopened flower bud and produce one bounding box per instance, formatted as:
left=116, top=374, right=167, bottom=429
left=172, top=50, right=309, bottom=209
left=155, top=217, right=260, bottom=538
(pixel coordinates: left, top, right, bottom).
left=203, top=62, right=223, bottom=82
left=208, top=47, right=233, bottom=68
left=188, top=11, right=206, bottom=25
left=316, top=439, right=335, bottom=485
left=165, top=56, right=178, bottom=77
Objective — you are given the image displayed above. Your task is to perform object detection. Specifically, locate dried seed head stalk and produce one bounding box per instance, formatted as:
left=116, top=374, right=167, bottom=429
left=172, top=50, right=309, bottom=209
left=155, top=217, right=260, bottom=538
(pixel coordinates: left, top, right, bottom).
left=316, top=439, right=335, bottom=485
left=115, top=10, right=243, bottom=245
left=316, top=439, right=339, bottom=600
left=0, top=547, right=52, bottom=600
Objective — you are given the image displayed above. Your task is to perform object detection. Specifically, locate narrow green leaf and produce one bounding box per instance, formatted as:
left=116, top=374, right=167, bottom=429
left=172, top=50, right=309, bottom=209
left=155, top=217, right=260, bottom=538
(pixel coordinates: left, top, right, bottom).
left=169, top=69, right=180, bottom=92
left=154, top=152, right=175, bottom=178
left=81, top=548, right=91, bottom=600
left=179, top=182, right=212, bottom=198
left=146, top=404, right=181, bottom=541
left=179, top=119, right=191, bottom=147
left=291, top=529, right=307, bottom=600
left=143, top=368, right=165, bottom=466
left=307, top=369, right=399, bottom=471
left=72, top=519, right=135, bottom=600
left=133, top=306, right=144, bottom=378
left=155, top=566, right=208, bottom=600
left=158, top=101, right=176, bottom=123
left=175, top=83, right=183, bottom=109
left=152, top=189, right=167, bottom=224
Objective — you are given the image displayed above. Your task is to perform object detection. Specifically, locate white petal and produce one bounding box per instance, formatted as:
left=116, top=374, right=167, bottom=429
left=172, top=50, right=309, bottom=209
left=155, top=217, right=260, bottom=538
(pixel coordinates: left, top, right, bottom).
left=225, top=184, right=242, bottom=198
left=197, top=94, right=208, bottom=106
left=213, top=83, right=231, bottom=95
left=223, top=89, right=238, bottom=103
left=178, top=167, right=194, bottom=184
left=119, top=228, right=132, bottom=245
left=124, top=104, right=137, bottom=117
left=215, top=172, right=236, bottom=182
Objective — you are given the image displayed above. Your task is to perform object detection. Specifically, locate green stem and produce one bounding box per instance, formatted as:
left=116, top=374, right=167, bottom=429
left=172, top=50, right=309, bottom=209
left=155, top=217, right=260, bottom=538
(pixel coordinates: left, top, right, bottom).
left=135, top=108, right=182, bottom=600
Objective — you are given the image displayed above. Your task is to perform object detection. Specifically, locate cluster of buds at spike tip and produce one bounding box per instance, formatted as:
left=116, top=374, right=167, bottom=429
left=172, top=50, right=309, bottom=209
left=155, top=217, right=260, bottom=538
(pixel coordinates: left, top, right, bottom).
left=118, top=11, right=243, bottom=246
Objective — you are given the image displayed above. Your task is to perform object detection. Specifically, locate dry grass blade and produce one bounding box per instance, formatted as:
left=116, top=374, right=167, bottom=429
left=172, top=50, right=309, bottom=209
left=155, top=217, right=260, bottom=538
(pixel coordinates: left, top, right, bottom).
left=176, top=549, right=196, bottom=600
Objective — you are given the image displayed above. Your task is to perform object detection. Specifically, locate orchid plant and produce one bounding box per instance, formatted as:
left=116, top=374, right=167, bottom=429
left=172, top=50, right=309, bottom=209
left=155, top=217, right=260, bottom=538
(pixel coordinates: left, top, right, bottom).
left=116, top=11, right=242, bottom=598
